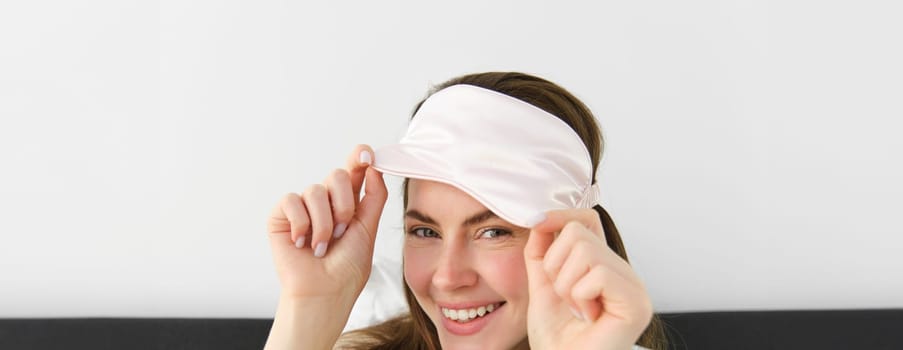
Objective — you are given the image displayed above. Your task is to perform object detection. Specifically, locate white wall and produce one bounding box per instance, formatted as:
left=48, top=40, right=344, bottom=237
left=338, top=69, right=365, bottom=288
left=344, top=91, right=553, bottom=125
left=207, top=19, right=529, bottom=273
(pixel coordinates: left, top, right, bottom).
left=1, top=0, right=901, bottom=318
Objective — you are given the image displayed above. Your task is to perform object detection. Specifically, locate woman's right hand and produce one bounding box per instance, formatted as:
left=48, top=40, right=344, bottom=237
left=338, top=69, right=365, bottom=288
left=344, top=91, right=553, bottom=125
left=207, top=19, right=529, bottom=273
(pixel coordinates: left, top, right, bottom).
left=266, top=144, right=388, bottom=301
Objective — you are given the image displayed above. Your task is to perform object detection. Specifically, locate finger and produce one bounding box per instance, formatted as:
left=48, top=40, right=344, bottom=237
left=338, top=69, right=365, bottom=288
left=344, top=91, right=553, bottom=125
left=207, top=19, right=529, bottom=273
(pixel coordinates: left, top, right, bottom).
left=524, top=216, right=557, bottom=292
left=345, top=144, right=375, bottom=202
left=542, top=221, right=598, bottom=280
left=541, top=214, right=638, bottom=286
left=571, top=264, right=650, bottom=324
left=324, top=168, right=354, bottom=240
left=551, top=240, right=595, bottom=313
left=593, top=239, right=644, bottom=286
left=354, top=166, right=388, bottom=243
left=302, top=184, right=334, bottom=257
left=267, top=193, right=310, bottom=247
left=574, top=266, right=653, bottom=349
left=286, top=193, right=312, bottom=246
left=267, top=197, right=291, bottom=235
left=532, top=208, right=605, bottom=241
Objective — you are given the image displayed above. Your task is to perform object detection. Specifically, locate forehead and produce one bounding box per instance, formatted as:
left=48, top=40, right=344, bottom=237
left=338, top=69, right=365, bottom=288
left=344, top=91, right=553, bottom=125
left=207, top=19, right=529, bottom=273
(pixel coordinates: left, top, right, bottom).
left=407, top=179, right=488, bottom=214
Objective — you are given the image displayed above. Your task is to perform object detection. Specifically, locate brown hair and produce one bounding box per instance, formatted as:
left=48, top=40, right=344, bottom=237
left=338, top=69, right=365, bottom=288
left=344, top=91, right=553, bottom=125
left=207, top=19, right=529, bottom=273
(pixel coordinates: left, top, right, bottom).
left=337, top=72, right=668, bottom=350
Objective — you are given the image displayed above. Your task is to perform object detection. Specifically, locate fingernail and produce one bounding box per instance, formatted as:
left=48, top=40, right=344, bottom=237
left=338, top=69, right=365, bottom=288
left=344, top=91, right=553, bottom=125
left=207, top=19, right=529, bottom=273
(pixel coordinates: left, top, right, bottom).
left=359, top=150, right=372, bottom=165
left=294, top=236, right=306, bottom=249
left=570, top=307, right=584, bottom=320
left=526, top=212, right=547, bottom=227
left=333, top=223, right=347, bottom=239
left=314, top=242, right=328, bottom=258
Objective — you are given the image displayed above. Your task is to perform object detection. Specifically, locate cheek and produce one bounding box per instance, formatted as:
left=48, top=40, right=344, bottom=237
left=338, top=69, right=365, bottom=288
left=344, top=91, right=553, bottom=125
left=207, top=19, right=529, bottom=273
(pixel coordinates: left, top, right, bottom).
left=479, top=250, right=529, bottom=300
left=403, top=246, right=436, bottom=297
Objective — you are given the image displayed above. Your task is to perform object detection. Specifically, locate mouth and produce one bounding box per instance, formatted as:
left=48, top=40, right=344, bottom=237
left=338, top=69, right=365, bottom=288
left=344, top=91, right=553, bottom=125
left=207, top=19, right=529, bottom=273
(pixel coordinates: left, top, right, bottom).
left=440, top=301, right=506, bottom=323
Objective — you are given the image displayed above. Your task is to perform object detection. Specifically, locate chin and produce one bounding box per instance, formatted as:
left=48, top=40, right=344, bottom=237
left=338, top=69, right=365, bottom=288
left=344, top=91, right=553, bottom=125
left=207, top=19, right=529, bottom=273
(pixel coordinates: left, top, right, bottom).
left=438, top=334, right=516, bottom=350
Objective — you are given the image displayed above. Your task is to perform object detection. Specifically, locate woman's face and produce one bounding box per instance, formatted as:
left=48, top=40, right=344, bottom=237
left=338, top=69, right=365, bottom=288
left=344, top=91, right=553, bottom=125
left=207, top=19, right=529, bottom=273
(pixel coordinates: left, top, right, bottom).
left=403, top=179, right=531, bottom=350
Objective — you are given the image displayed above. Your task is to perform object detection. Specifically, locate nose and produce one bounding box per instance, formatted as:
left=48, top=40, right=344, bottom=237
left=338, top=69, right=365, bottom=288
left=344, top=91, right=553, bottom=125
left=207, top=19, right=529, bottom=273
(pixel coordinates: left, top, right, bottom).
left=431, top=242, right=478, bottom=291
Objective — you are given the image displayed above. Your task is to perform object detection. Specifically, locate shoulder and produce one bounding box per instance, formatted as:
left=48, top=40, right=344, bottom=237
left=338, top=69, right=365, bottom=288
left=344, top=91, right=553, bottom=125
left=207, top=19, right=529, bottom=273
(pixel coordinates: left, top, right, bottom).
left=332, top=332, right=358, bottom=350
left=334, top=314, right=416, bottom=350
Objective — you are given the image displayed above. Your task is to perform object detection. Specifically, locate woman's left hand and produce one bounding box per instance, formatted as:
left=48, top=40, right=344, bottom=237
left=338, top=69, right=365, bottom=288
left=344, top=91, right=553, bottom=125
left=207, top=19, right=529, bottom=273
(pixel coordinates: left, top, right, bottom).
left=524, top=209, right=653, bottom=350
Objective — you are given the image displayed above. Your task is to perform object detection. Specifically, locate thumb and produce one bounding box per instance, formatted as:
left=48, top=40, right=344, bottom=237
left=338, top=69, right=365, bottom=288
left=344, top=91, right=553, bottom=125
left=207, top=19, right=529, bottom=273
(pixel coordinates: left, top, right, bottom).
left=345, top=144, right=375, bottom=203
left=355, top=166, right=387, bottom=243
left=524, top=213, right=555, bottom=291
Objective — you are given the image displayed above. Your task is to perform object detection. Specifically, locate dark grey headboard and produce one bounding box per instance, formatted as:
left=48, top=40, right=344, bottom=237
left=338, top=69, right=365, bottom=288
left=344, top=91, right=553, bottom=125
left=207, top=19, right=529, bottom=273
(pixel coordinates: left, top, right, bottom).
left=2, top=309, right=901, bottom=349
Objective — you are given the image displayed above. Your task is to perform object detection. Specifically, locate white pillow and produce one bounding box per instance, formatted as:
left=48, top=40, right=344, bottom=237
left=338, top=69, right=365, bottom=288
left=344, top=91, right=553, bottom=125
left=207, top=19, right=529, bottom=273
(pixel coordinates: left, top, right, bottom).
left=343, top=256, right=408, bottom=333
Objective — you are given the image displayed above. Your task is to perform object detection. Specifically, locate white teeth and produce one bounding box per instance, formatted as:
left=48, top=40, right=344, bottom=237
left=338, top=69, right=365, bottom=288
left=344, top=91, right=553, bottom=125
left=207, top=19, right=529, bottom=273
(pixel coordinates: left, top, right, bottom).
left=441, top=303, right=502, bottom=323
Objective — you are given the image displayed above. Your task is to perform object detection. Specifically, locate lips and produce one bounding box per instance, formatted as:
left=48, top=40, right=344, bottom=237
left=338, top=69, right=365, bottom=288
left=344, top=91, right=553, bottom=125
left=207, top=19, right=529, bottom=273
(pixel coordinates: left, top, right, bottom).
left=436, top=301, right=507, bottom=336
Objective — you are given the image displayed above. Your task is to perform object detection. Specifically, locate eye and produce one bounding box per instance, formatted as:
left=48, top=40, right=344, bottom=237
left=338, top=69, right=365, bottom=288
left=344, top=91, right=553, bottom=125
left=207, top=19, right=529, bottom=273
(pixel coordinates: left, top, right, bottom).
left=478, top=228, right=512, bottom=239
left=408, top=227, right=440, bottom=239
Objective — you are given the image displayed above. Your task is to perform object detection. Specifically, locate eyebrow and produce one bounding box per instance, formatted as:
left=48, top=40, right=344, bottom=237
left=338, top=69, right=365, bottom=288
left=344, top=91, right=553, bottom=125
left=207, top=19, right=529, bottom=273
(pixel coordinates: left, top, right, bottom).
left=404, top=209, right=499, bottom=227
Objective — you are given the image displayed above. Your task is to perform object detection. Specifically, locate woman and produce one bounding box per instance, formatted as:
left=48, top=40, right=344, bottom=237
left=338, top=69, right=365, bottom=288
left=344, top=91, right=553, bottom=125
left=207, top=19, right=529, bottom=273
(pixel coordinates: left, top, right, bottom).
left=264, top=72, right=668, bottom=349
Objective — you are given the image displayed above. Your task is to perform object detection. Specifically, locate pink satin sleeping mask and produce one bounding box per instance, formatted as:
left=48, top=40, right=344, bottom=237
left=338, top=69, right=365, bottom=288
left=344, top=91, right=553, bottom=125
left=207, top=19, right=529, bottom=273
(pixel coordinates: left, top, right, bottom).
left=371, top=84, right=601, bottom=228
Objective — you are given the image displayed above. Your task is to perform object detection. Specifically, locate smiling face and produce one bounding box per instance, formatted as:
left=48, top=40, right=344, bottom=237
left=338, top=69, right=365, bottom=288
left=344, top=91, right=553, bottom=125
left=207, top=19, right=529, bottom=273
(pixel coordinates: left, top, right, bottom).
left=403, top=179, right=531, bottom=350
